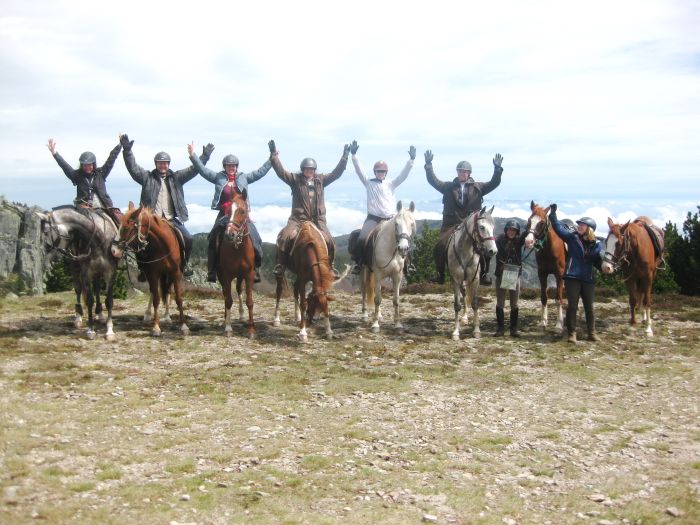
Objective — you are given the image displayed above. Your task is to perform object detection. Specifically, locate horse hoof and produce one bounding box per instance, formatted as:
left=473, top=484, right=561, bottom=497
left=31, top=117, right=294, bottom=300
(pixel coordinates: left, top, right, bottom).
left=74, top=320, right=82, bottom=329
left=224, top=327, right=233, bottom=337
left=248, top=331, right=256, bottom=340
left=181, top=325, right=190, bottom=336
left=325, top=332, right=334, bottom=340
left=473, top=332, right=481, bottom=339
left=395, top=324, right=404, bottom=332
left=371, top=325, right=380, bottom=334
left=298, top=335, right=308, bottom=343
left=162, top=315, right=172, bottom=324
left=451, top=334, right=460, bottom=341
left=272, top=319, right=281, bottom=327
left=151, top=329, right=162, bottom=337
left=86, top=330, right=96, bottom=340
left=104, top=333, right=116, bottom=342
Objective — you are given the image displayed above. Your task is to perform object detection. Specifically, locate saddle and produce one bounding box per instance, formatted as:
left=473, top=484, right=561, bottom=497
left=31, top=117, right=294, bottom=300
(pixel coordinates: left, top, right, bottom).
left=167, top=222, right=187, bottom=261
left=349, top=223, right=383, bottom=268
left=635, top=219, right=665, bottom=259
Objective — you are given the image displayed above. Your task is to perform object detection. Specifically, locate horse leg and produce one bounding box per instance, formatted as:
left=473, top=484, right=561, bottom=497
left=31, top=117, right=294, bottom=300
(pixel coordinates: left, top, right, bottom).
left=460, top=281, right=469, bottom=324
left=143, top=295, right=153, bottom=324
left=73, top=278, right=83, bottom=329
left=85, top=279, right=96, bottom=340
left=643, top=283, right=653, bottom=337
left=555, top=276, right=565, bottom=334
left=161, top=280, right=172, bottom=324
left=104, top=273, right=116, bottom=342
left=236, top=277, right=245, bottom=323
left=452, top=281, right=462, bottom=341
left=627, top=282, right=637, bottom=328
left=245, top=273, right=256, bottom=340
left=273, top=274, right=284, bottom=327
left=392, top=271, right=403, bottom=331
left=470, top=284, right=481, bottom=339
left=361, top=267, right=369, bottom=322
left=371, top=274, right=382, bottom=333
left=172, top=276, right=188, bottom=336
left=539, top=274, right=548, bottom=331
left=223, top=276, right=234, bottom=336
left=94, top=282, right=105, bottom=323
left=148, top=276, right=161, bottom=337
left=296, top=281, right=308, bottom=343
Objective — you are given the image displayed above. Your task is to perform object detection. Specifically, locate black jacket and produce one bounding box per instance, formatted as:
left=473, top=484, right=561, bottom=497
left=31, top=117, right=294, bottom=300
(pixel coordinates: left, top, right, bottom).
left=53, top=143, right=121, bottom=208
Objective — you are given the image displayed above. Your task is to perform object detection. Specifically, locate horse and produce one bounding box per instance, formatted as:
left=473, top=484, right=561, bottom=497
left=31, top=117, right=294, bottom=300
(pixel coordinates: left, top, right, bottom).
left=523, top=201, right=566, bottom=333
left=272, top=222, right=345, bottom=342
left=447, top=206, right=497, bottom=340
left=601, top=216, right=661, bottom=337
left=217, top=189, right=256, bottom=338
left=361, top=201, right=416, bottom=333
left=111, top=203, right=189, bottom=337
left=37, top=206, right=119, bottom=340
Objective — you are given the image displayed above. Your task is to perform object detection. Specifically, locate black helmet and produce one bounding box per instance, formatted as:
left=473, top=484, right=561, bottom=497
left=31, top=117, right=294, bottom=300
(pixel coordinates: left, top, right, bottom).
left=576, top=217, right=596, bottom=231
left=300, top=158, right=317, bottom=170
left=456, top=160, right=472, bottom=172
left=154, top=151, right=171, bottom=163
left=504, top=219, right=521, bottom=234
left=79, top=151, right=96, bottom=165
left=222, top=154, right=239, bottom=167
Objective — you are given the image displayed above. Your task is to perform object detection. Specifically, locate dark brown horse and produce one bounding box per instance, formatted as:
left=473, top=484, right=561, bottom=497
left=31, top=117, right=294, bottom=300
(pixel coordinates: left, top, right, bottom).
left=111, top=203, right=188, bottom=337
left=217, top=189, right=256, bottom=339
left=601, top=216, right=660, bottom=337
left=524, top=201, right=566, bottom=333
left=272, top=222, right=338, bottom=342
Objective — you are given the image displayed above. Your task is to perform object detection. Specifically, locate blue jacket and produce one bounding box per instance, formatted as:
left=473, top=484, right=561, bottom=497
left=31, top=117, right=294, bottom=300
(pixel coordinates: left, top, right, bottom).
left=551, top=213, right=602, bottom=283
left=190, top=154, right=271, bottom=210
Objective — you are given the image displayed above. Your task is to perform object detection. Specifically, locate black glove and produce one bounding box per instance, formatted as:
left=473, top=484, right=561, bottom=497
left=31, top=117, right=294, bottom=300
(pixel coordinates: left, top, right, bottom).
left=343, top=143, right=351, bottom=157
left=120, top=134, right=133, bottom=151
left=493, top=153, right=503, bottom=167
left=424, top=150, right=433, bottom=165
left=549, top=203, right=557, bottom=214
left=408, top=145, right=416, bottom=160
left=202, top=143, right=215, bottom=158
left=268, top=140, right=276, bottom=153
left=350, top=140, right=359, bottom=155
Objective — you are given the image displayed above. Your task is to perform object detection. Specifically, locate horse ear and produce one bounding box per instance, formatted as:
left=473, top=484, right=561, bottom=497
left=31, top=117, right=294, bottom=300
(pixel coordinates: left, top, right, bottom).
left=544, top=205, right=551, bottom=213
left=409, top=201, right=415, bottom=212
left=128, top=201, right=135, bottom=211
left=530, top=200, right=536, bottom=211
left=487, top=205, right=494, bottom=215
left=607, top=217, right=614, bottom=228
left=35, top=211, right=48, bottom=222
left=396, top=200, right=403, bottom=212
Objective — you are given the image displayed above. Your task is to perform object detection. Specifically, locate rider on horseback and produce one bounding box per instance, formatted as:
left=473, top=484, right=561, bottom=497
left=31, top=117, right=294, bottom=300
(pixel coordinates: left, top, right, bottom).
left=187, top=143, right=271, bottom=283
left=47, top=137, right=123, bottom=225
left=120, top=133, right=214, bottom=278
left=268, top=139, right=349, bottom=279
left=347, top=140, right=416, bottom=275
left=425, top=150, right=504, bottom=285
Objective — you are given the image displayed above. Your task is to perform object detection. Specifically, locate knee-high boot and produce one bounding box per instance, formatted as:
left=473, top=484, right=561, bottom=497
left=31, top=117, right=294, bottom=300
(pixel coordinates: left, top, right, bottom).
left=510, top=307, right=520, bottom=337
left=494, top=306, right=505, bottom=337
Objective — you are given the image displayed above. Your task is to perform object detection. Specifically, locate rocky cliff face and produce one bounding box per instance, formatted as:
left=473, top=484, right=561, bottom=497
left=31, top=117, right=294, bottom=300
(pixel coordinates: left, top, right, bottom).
left=0, top=196, right=48, bottom=295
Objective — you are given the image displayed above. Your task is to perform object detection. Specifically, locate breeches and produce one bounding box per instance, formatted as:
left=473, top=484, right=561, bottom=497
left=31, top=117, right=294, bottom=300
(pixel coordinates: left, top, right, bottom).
left=565, top=278, right=595, bottom=330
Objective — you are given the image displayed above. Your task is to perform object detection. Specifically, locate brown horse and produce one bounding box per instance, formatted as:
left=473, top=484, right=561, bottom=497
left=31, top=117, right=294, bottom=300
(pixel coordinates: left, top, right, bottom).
left=111, top=203, right=188, bottom=337
left=217, top=189, right=256, bottom=339
left=272, top=222, right=339, bottom=342
left=524, top=201, right=566, bottom=333
left=601, top=216, right=660, bottom=337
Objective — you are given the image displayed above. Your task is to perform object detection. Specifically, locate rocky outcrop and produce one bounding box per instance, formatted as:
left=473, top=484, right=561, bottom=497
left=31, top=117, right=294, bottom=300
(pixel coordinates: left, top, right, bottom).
left=0, top=196, right=48, bottom=295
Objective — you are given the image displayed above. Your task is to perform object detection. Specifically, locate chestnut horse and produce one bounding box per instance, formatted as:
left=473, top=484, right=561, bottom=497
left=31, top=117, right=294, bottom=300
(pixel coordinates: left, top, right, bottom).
left=111, top=203, right=188, bottom=337
left=272, top=222, right=341, bottom=342
left=217, top=190, right=256, bottom=339
left=601, top=216, right=660, bottom=337
left=524, top=201, right=566, bottom=333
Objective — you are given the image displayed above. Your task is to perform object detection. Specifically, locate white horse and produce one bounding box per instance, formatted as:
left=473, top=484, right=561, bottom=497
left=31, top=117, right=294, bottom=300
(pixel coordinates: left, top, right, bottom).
left=447, top=206, right=497, bottom=340
left=38, top=206, right=119, bottom=341
left=361, top=201, right=416, bottom=332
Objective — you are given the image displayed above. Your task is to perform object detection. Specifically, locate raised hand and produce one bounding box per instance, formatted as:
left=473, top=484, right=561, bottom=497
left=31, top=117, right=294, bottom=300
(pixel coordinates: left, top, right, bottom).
left=268, top=140, right=277, bottom=153
left=408, top=145, right=416, bottom=160
left=47, top=138, right=56, bottom=154
left=343, top=143, right=351, bottom=156
left=203, top=143, right=215, bottom=157
left=350, top=140, right=359, bottom=155
left=549, top=203, right=557, bottom=214
left=493, top=153, right=503, bottom=167
left=119, top=133, right=133, bottom=151
left=187, top=142, right=195, bottom=156
left=424, top=150, right=433, bottom=164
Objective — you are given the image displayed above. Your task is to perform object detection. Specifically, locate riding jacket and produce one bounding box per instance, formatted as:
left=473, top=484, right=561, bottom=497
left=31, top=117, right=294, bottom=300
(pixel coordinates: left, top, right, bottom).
left=425, top=163, right=502, bottom=230
left=52, top=143, right=122, bottom=208
left=123, top=148, right=212, bottom=223
left=551, top=212, right=603, bottom=284
left=495, top=231, right=527, bottom=277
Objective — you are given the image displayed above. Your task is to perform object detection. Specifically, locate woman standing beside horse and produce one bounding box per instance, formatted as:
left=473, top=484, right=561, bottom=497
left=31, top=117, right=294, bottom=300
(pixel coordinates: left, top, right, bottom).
left=549, top=204, right=603, bottom=343
left=494, top=219, right=527, bottom=337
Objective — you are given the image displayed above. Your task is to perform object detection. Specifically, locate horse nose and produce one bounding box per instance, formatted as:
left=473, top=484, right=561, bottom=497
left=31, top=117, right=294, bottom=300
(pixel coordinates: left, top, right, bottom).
left=601, top=262, right=613, bottom=274
left=524, top=237, right=533, bottom=249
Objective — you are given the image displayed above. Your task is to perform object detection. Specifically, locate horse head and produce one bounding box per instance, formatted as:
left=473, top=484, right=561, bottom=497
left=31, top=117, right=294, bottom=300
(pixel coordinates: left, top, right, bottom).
left=394, top=200, right=416, bottom=257
left=111, top=201, right=147, bottom=259
left=471, top=205, right=497, bottom=257
left=524, top=200, right=551, bottom=250
left=602, top=217, right=627, bottom=274
left=224, top=189, right=249, bottom=248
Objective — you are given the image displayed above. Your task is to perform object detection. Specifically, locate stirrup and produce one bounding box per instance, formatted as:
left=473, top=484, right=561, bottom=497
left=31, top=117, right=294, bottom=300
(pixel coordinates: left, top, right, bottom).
left=350, top=263, right=361, bottom=275
left=273, top=264, right=285, bottom=276
left=254, top=269, right=261, bottom=283
left=183, top=264, right=194, bottom=277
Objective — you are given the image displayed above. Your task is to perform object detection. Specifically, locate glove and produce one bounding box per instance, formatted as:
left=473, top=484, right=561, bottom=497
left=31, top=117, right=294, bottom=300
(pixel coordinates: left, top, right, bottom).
left=120, top=133, right=133, bottom=151
left=350, top=140, right=359, bottom=155
left=424, top=150, right=433, bottom=165
left=202, top=143, right=215, bottom=158
left=493, top=153, right=503, bottom=167
left=549, top=203, right=557, bottom=214
left=408, top=145, right=416, bottom=160
left=343, top=143, right=351, bottom=156
left=268, top=140, right=276, bottom=153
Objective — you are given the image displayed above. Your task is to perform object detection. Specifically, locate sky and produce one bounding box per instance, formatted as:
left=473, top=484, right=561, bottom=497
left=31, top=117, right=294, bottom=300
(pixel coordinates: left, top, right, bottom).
left=1, top=0, right=699, bottom=242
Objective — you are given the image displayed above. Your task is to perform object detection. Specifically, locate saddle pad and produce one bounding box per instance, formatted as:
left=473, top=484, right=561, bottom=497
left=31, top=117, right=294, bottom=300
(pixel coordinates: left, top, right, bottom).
left=639, top=222, right=665, bottom=258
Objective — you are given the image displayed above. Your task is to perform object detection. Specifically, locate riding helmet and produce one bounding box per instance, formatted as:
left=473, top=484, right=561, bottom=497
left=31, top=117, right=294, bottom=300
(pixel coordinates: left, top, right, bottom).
left=504, top=219, right=521, bottom=234
left=300, top=157, right=317, bottom=171
left=456, top=160, right=472, bottom=172
left=79, top=151, right=97, bottom=165
left=154, top=151, right=171, bottom=163
left=222, top=154, right=239, bottom=167
left=576, top=217, right=596, bottom=231
left=373, top=160, right=388, bottom=172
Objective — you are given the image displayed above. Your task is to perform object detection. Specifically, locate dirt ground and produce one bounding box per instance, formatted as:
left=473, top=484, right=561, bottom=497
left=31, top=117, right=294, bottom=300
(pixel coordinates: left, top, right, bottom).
left=1, top=285, right=699, bottom=524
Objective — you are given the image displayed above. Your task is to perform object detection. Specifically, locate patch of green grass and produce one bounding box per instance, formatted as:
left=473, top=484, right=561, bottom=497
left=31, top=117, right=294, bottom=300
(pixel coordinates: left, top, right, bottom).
left=300, top=454, right=332, bottom=471
left=630, top=424, right=654, bottom=434
left=96, top=463, right=122, bottom=481
left=536, top=430, right=561, bottom=441
left=42, top=465, right=69, bottom=477
left=610, top=435, right=632, bottom=452
left=68, top=481, right=96, bottom=492
left=165, top=458, right=196, bottom=475
left=470, top=434, right=513, bottom=450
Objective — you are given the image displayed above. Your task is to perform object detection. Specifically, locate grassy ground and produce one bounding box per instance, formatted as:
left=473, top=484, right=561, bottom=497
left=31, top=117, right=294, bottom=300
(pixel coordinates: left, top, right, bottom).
left=1, top=285, right=699, bottom=524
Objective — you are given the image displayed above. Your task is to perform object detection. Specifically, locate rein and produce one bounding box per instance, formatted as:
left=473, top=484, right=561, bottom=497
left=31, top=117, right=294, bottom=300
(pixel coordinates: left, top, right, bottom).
left=452, top=212, right=493, bottom=281
left=522, top=214, right=550, bottom=262
left=115, top=211, right=176, bottom=264
left=373, top=214, right=412, bottom=271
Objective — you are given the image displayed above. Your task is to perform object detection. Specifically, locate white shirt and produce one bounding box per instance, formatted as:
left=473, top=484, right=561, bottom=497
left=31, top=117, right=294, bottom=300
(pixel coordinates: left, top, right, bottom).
left=352, top=155, right=413, bottom=219
left=154, top=175, right=175, bottom=220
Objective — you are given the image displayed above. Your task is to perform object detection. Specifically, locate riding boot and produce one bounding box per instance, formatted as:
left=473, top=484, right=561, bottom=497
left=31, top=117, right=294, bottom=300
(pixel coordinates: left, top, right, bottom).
left=587, top=319, right=600, bottom=341
left=273, top=248, right=286, bottom=277
left=566, top=309, right=577, bottom=343
left=431, top=240, right=446, bottom=284
left=328, top=241, right=340, bottom=279
left=206, top=234, right=218, bottom=283
left=494, top=307, right=505, bottom=337
left=480, top=254, right=493, bottom=286
left=510, top=307, right=520, bottom=337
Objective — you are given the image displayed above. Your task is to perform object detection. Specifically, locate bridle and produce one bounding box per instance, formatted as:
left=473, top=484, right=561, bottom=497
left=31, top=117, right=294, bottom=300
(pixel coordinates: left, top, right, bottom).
left=112, top=210, right=174, bottom=264
left=602, top=228, right=630, bottom=270
left=373, top=211, right=414, bottom=270
left=452, top=211, right=495, bottom=280
left=42, top=211, right=96, bottom=262
left=526, top=213, right=550, bottom=251
left=224, top=201, right=250, bottom=249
